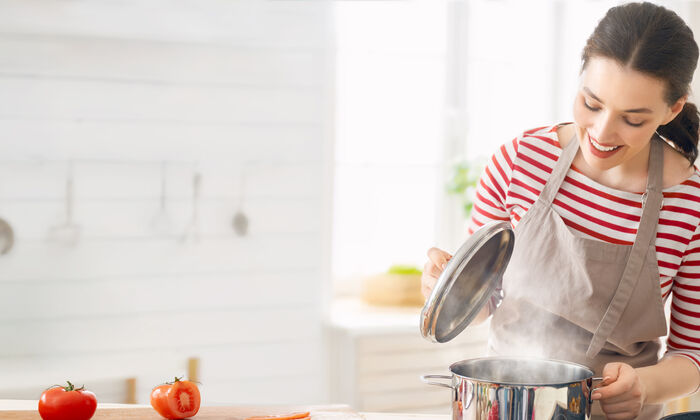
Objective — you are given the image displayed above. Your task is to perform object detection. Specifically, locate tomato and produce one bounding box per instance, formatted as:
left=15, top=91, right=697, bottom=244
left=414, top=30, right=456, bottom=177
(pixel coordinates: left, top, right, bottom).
left=38, top=381, right=97, bottom=420
left=150, top=377, right=201, bottom=419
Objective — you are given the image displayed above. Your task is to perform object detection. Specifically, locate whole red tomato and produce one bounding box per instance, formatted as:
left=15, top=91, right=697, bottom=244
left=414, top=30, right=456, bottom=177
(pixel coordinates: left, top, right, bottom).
left=150, top=377, right=201, bottom=419
left=38, top=381, right=97, bottom=420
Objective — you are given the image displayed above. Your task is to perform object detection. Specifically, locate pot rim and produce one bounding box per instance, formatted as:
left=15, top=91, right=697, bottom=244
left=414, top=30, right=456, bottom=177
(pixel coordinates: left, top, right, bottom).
left=448, top=356, right=595, bottom=387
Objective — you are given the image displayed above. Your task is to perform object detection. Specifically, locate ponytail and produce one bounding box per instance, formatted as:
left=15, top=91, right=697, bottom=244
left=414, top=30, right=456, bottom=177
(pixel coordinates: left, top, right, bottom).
left=657, top=102, right=700, bottom=165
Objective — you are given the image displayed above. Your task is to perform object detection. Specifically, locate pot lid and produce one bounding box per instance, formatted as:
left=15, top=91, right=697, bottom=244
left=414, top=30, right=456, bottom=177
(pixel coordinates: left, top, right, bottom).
left=420, top=221, right=515, bottom=343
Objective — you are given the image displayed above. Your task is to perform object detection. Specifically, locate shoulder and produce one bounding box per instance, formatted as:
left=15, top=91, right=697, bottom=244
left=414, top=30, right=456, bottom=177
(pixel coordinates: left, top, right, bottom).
left=662, top=140, right=697, bottom=189
left=508, top=124, right=564, bottom=161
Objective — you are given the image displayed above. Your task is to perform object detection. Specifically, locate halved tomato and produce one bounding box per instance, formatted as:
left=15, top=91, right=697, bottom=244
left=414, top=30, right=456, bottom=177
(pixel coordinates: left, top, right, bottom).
left=150, top=377, right=201, bottom=420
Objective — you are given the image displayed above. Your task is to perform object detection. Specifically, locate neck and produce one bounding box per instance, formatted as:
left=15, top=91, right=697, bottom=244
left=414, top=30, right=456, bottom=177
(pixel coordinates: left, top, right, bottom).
left=570, top=125, right=652, bottom=193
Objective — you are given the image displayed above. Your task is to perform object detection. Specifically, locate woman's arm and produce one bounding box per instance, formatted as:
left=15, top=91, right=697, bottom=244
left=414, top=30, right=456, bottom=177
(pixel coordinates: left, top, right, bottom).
left=593, top=357, right=699, bottom=419
left=638, top=355, right=700, bottom=404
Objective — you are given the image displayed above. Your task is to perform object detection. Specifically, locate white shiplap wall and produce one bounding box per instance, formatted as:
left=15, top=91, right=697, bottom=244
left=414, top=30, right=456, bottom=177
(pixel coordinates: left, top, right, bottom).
left=0, top=0, right=333, bottom=405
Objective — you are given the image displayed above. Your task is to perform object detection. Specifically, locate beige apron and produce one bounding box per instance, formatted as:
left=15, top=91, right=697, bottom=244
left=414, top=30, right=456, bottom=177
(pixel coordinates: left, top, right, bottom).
left=490, top=133, right=667, bottom=420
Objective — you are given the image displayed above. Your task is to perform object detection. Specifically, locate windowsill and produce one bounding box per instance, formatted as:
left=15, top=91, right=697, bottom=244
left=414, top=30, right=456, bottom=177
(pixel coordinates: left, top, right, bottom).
left=328, top=297, right=424, bottom=335
left=327, top=296, right=490, bottom=340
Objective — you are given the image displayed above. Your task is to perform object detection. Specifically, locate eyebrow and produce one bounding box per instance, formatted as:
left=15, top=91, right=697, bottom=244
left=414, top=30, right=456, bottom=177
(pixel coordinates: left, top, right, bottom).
left=583, top=87, right=653, bottom=113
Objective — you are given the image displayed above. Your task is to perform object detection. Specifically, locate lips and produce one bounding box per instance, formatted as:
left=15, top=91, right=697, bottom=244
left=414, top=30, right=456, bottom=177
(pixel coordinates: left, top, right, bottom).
left=587, top=132, right=622, bottom=157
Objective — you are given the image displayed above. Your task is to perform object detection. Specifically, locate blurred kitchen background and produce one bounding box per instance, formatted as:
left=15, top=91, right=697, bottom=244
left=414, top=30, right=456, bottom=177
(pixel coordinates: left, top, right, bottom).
left=0, top=0, right=698, bottom=415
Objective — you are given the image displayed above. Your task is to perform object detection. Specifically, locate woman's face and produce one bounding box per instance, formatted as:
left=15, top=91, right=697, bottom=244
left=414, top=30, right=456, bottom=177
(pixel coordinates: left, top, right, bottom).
left=572, top=56, right=684, bottom=172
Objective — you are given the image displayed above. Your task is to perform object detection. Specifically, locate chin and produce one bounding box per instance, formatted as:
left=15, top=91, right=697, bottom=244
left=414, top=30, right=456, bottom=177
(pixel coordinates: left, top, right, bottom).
left=581, top=147, right=624, bottom=171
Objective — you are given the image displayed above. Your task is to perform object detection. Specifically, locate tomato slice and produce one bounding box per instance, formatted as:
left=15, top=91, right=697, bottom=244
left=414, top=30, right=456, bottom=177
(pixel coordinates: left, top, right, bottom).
left=245, top=412, right=311, bottom=420
left=165, top=380, right=201, bottom=419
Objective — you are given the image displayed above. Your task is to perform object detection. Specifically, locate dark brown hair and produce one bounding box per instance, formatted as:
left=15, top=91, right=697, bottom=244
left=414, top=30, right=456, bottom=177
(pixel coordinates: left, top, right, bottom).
left=582, top=2, right=700, bottom=164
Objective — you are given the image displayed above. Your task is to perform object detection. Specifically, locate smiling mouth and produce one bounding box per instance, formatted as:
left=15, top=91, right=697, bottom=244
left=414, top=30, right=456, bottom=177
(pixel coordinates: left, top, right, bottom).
left=588, top=133, right=621, bottom=152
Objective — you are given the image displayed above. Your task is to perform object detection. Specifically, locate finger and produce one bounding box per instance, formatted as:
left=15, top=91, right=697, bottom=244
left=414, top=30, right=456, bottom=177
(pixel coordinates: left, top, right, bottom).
left=421, top=272, right=438, bottom=290
left=601, top=363, right=622, bottom=383
left=592, top=380, right=633, bottom=401
left=594, top=375, right=637, bottom=401
left=421, top=283, right=432, bottom=298
left=592, top=365, right=625, bottom=400
left=421, top=277, right=438, bottom=298
left=597, top=386, right=640, bottom=404
left=600, top=400, right=639, bottom=415
left=427, top=247, right=452, bottom=270
left=421, top=264, right=439, bottom=298
left=423, top=261, right=442, bottom=279
left=605, top=413, right=639, bottom=420
left=600, top=402, right=642, bottom=420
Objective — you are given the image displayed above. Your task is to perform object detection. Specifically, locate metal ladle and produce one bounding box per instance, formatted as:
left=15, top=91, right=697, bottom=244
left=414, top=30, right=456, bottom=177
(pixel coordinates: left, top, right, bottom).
left=232, top=168, right=249, bottom=237
left=0, top=215, right=14, bottom=255
left=48, top=162, right=81, bottom=245
left=181, top=171, right=201, bottom=243
left=151, top=161, right=172, bottom=234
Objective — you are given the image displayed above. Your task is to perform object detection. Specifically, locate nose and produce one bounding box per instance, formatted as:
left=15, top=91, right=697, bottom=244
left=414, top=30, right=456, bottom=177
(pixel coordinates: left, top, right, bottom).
left=593, top=112, right=616, bottom=142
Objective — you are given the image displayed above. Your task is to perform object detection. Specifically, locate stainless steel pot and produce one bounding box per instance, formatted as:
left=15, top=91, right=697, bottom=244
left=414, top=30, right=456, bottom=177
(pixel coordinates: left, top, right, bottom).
left=422, top=357, right=600, bottom=420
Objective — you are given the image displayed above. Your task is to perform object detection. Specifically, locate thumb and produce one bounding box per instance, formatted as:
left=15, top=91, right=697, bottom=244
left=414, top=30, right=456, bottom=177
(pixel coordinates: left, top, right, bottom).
left=601, top=362, right=622, bottom=384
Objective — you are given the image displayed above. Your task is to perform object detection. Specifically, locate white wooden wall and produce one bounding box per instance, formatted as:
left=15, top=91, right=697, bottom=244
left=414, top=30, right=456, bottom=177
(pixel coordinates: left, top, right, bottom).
left=0, top=0, right=334, bottom=405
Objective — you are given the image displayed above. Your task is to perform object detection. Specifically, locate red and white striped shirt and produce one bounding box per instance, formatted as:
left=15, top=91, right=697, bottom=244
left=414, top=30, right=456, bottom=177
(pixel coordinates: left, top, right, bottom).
left=468, top=124, right=700, bottom=370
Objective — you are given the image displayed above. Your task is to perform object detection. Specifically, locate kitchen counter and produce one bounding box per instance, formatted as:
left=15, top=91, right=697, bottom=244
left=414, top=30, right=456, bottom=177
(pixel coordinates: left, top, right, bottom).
left=0, top=400, right=449, bottom=420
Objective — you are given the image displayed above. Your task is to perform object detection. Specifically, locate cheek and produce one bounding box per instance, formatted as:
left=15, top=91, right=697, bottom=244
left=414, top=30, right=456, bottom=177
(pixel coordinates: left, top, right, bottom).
left=572, top=100, right=593, bottom=128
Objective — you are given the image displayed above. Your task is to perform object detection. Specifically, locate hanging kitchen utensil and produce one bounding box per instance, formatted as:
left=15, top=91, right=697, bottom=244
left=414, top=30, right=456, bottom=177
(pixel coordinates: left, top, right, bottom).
left=232, top=166, right=249, bottom=237
left=151, top=161, right=172, bottom=234
left=0, top=215, right=15, bottom=255
left=420, top=220, right=515, bottom=343
left=48, top=161, right=81, bottom=245
left=181, top=170, right=201, bottom=243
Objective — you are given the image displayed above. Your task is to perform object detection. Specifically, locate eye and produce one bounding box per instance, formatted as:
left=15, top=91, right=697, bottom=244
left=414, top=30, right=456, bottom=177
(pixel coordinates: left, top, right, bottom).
left=583, top=100, right=600, bottom=112
left=624, top=118, right=644, bottom=128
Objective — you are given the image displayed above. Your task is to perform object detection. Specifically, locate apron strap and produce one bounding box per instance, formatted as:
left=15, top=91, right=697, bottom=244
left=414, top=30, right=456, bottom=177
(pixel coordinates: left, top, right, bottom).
left=537, top=133, right=579, bottom=206
left=586, top=136, right=665, bottom=358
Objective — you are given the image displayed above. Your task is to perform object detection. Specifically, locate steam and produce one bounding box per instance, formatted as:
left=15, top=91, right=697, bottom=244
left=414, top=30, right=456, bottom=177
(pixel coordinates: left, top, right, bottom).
left=485, top=282, right=598, bottom=380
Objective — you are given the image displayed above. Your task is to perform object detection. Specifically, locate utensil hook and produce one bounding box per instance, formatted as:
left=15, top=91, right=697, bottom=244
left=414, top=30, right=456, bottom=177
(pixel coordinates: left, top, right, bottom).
left=181, top=165, right=201, bottom=243
left=65, top=160, right=75, bottom=226
left=159, top=161, right=167, bottom=211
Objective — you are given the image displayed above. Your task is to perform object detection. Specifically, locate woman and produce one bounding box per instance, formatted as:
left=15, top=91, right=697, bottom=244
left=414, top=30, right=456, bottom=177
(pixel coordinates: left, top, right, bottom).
left=422, top=3, right=700, bottom=419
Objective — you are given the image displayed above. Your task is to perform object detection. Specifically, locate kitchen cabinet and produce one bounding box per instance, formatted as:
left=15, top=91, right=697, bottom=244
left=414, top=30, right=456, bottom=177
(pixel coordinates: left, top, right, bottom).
left=327, top=298, right=489, bottom=414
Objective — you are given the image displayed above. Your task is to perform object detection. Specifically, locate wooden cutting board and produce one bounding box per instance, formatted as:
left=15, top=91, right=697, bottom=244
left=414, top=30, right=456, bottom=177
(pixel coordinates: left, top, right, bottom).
left=1, top=404, right=363, bottom=420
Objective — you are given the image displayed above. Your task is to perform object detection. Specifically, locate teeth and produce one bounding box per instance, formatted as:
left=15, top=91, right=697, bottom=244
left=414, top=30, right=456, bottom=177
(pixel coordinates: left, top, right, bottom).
left=589, top=134, right=619, bottom=152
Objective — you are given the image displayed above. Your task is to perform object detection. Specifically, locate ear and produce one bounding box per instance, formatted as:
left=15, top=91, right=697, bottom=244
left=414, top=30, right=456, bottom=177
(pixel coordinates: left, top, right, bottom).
left=663, top=95, right=687, bottom=125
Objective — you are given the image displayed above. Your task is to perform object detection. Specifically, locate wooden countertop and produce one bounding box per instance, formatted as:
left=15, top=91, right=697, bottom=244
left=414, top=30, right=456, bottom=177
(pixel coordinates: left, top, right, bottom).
left=0, top=400, right=449, bottom=420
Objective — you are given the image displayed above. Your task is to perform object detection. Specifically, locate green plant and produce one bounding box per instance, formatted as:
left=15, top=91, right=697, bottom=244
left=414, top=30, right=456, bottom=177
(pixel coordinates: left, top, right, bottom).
left=446, top=159, right=485, bottom=219
left=387, top=264, right=422, bottom=275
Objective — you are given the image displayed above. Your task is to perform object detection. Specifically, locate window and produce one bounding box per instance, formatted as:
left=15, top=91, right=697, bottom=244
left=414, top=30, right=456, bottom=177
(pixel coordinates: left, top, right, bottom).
left=331, top=0, right=667, bottom=295
left=332, top=1, right=448, bottom=294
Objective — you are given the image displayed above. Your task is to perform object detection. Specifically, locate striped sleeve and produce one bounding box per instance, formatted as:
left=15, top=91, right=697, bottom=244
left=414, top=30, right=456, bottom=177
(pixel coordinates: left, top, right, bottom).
left=665, top=222, right=700, bottom=372
left=467, top=137, right=519, bottom=234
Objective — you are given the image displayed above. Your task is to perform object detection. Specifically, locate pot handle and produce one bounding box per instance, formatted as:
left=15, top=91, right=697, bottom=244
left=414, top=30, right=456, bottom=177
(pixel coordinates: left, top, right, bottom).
left=420, top=374, right=452, bottom=389
left=589, top=377, right=605, bottom=405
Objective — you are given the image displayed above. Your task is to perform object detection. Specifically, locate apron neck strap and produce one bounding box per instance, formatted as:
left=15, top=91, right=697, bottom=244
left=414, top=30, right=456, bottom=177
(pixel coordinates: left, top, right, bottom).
left=537, top=132, right=579, bottom=206
left=645, top=135, right=664, bottom=194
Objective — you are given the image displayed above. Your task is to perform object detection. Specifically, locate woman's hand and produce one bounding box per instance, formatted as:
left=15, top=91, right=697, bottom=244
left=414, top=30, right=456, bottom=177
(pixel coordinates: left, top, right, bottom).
left=421, top=247, right=452, bottom=298
left=592, top=363, right=646, bottom=420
